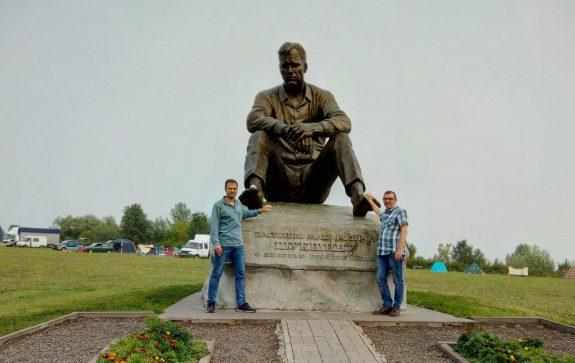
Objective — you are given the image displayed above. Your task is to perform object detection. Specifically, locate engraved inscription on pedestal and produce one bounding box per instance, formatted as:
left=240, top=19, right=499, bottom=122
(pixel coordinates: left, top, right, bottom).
left=244, top=229, right=380, bottom=271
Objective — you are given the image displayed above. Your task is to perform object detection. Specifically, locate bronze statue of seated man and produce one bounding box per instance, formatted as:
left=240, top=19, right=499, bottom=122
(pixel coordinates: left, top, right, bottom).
left=240, top=42, right=379, bottom=217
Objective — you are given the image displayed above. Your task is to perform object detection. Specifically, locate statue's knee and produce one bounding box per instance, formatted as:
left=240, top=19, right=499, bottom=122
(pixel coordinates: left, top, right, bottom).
left=331, top=133, right=351, bottom=149
left=249, top=130, right=271, bottom=148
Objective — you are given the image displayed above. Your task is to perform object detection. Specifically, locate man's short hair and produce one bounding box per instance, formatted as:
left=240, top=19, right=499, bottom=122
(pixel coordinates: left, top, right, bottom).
left=224, top=179, right=238, bottom=188
left=383, top=190, right=397, bottom=200
left=278, top=42, right=307, bottom=63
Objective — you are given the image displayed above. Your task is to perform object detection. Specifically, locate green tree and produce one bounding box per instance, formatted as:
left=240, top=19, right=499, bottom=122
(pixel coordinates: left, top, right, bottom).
left=170, top=202, right=191, bottom=224
left=149, top=217, right=171, bottom=245
left=451, top=240, right=473, bottom=264
left=187, top=212, right=210, bottom=239
left=120, top=204, right=150, bottom=244
left=0, top=226, right=4, bottom=241
left=169, top=221, right=190, bottom=247
left=435, top=243, right=452, bottom=262
left=472, top=248, right=487, bottom=265
left=451, top=240, right=487, bottom=265
left=506, top=244, right=555, bottom=277
left=90, top=216, right=121, bottom=242
left=52, top=215, right=100, bottom=240
left=407, top=243, right=417, bottom=259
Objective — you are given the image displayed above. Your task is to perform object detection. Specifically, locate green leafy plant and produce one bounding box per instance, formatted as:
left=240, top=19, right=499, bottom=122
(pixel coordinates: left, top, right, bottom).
left=97, top=316, right=208, bottom=363
left=454, top=331, right=575, bottom=362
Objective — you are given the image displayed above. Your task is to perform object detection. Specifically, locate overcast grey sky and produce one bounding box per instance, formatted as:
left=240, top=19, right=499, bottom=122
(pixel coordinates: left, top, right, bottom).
left=1, top=1, right=574, bottom=261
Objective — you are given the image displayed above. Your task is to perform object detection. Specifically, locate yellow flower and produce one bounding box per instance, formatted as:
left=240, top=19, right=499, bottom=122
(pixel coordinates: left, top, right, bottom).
left=166, top=331, right=170, bottom=336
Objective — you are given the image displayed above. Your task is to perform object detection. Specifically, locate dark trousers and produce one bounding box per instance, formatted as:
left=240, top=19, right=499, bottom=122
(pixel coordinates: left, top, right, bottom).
left=244, top=130, right=365, bottom=203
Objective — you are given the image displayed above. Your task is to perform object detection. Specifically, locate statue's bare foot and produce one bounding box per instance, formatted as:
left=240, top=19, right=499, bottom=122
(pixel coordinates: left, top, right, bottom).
left=239, top=185, right=264, bottom=210
left=352, top=194, right=381, bottom=217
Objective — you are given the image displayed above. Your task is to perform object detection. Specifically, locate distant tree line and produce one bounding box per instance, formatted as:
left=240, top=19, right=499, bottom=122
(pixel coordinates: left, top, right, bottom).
left=407, top=239, right=573, bottom=277
left=51, top=202, right=209, bottom=248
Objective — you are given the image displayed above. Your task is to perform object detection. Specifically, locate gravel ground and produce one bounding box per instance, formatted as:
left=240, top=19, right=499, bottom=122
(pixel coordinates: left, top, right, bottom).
left=2, top=318, right=571, bottom=363
left=0, top=317, right=144, bottom=363
left=360, top=325, right=460, bottom=363
left=185, top=321, right=281, bottom=363
left=359, top=323, right=575, bottom=363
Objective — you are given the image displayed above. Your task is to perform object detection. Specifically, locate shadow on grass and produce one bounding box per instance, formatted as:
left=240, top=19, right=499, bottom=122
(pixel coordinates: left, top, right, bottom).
left=409, top=290, right=528, bottom=318
left=0, top=283, right=202, bottom=336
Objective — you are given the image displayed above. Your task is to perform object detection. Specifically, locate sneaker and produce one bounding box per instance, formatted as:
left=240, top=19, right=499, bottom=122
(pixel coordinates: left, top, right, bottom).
left=389, top=307, right=400, bottom=317
left=372, top=306, right=392, bottom=315
left=236, top=303, right=256, bottom=313
left=206, top=302, right=215, bottom=313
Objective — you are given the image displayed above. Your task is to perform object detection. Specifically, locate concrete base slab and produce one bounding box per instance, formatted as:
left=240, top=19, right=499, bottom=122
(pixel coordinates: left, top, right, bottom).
left=160, top=292, right=475, bottom=325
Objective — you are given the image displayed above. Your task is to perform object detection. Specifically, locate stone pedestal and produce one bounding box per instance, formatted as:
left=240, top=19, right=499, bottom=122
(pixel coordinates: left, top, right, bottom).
left=201, top=203, right=406, bottom=312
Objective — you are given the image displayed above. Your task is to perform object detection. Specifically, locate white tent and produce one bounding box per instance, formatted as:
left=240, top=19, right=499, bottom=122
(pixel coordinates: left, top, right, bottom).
left=137, top=244, right=154, bottom=254
left=508, top=266, right=528, bottom=276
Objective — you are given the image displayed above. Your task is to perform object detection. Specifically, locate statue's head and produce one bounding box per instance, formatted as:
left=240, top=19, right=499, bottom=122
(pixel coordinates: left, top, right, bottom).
left=278, top=42, right=307, bottom=90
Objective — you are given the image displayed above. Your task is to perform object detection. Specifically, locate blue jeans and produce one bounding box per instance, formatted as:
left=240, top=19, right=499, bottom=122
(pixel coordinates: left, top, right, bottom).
left=207, top=245, right=246, bottom=307
left=376, top=254, right=404, bottom=309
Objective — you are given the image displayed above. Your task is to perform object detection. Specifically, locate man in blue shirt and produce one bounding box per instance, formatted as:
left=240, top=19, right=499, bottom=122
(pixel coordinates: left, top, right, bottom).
left=207, top=179, right=272, bottom=313
left=365, top=191, right=408, bottom=317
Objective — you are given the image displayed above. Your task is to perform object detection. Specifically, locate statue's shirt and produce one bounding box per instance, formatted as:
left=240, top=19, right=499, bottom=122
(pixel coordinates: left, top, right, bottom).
left=247, top=83, right=351, bottom=163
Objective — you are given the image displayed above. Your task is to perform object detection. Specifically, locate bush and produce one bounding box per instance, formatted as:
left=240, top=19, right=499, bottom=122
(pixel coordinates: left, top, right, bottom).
left=97, top=316, right=208, bottom=363
left=454, top=331, right=575, bottom=362
left=446, top=261, right=467, bottom=272
left=506, top=244, right=555, bottom=277
left=557, top=259, right=574, bottom=277
left=485, top=259, right=508, bottom=275
left=406, top=256, right=433, bottom=269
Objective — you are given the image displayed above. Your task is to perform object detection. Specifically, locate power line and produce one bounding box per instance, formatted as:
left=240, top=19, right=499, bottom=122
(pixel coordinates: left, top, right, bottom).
left=0, top=144, right=66, bottom=215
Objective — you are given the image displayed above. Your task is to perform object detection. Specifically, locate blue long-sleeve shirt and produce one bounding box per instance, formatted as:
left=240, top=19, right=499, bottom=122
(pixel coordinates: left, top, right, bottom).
left=210, top=197, right=260, bottom=247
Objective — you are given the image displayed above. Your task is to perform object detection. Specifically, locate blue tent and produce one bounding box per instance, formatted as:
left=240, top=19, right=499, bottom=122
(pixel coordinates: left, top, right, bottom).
left=150, top=246, right=165, bottom=255
left=430, top=261, right=448, bottom=273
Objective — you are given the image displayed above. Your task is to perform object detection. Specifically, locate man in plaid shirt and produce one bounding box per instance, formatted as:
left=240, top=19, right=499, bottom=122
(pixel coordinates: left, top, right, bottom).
left=365, top=191, right=408, bottom=316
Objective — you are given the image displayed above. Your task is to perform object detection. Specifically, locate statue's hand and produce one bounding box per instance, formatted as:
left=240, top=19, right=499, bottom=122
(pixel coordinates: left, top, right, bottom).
left=280, top=124, right=292, bottom=139
left=289, top=123, right=320, bottom=142
left=296, top=137, right=313, bottom=154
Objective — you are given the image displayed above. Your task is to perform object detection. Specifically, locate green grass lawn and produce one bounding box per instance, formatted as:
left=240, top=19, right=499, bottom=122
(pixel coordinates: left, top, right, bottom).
left=406, top=269, right=575, bottom=326
left=1, top=249, right=574, bottom=337
left=0, top=248, right=210, bottom=336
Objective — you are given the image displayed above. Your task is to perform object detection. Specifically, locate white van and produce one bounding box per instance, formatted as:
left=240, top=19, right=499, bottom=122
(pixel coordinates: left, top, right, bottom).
left=16, top=236, right=48, bottom=248
left=181, top=236, right=210, bottom=258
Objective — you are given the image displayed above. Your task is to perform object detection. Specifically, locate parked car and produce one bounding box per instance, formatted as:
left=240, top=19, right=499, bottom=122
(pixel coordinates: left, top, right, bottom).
left=52, top=240, right=69, bottom=250
left=181, top=240, right=210, bottom=258
left=16, top=236, right=48, bottom=248
left=55, top=239, right=84, bottom=251
left=84, top=242, right=112, bottom=253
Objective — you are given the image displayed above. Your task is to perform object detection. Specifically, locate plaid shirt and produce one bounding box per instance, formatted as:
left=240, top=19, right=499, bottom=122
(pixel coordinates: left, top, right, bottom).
left=377, top=206, right=408, bottom=256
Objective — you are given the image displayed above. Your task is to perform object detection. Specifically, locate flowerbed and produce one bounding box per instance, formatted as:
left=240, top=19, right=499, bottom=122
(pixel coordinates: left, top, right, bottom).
left=454, top=331, right=575, bottom=362
left=97, top=316, right=208, bottom=363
